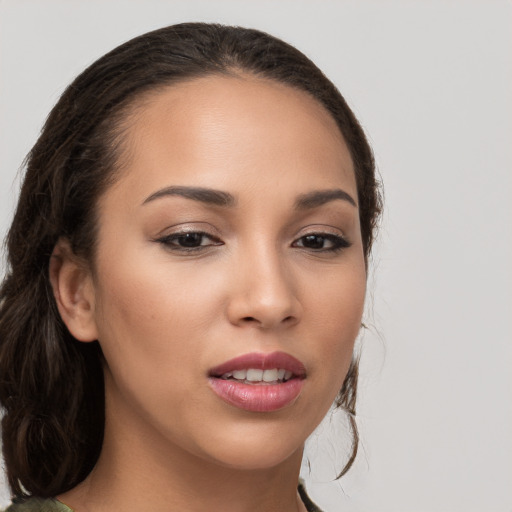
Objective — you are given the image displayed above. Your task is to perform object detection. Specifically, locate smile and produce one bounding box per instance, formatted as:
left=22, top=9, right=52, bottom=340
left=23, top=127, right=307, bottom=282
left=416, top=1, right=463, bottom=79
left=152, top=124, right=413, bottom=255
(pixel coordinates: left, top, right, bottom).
left=208, top=352, right=306, bottom=412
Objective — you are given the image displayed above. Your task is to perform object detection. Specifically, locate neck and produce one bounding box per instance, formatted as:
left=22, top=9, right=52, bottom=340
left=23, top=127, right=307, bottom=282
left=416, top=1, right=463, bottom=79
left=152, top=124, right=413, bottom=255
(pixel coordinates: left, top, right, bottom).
left=59, top=384, right=307, bottom=512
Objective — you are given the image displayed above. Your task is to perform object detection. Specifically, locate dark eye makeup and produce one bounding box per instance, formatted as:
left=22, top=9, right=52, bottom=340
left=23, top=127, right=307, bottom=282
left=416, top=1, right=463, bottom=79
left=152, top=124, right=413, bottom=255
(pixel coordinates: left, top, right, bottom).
left=154, top=229, right=351, bottom=254
left=154, top=231, right=223, bottom=252
left=292, top=233, right=351, bottom=252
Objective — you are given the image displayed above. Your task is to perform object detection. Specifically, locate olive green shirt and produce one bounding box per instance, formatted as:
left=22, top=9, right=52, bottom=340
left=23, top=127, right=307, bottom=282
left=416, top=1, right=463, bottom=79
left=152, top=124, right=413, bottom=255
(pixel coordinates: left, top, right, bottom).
left=4, top=499, right=70, bottom=512
left=4, top=483, right=322, bottom=511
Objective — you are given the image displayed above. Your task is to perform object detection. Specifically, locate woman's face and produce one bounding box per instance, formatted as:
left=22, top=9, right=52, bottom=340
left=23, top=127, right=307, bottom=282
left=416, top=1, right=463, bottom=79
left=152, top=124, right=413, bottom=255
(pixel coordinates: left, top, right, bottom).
left=87, top=75, right=366, bottom=471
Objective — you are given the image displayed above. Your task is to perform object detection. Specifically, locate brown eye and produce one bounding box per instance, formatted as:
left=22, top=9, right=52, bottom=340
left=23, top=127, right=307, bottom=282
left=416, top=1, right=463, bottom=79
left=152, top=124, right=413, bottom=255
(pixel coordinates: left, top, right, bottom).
left=293, top=233, right=351, bottom=252
left=156, top=231, right=223, bottom=252
left=301, top=235, right=327, bottom=249
left=176, top=233, right=206, bottom=247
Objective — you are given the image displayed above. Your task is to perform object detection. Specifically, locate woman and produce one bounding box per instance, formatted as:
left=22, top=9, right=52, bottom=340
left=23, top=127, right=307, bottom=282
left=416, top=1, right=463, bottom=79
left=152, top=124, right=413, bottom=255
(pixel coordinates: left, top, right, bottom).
left=0, top=23, right=381, bottom=512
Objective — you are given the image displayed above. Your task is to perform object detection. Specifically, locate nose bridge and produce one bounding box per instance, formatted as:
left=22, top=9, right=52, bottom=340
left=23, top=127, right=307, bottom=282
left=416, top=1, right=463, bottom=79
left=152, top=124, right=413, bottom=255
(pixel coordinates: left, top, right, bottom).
left=228, top=235, right=301, bottom=328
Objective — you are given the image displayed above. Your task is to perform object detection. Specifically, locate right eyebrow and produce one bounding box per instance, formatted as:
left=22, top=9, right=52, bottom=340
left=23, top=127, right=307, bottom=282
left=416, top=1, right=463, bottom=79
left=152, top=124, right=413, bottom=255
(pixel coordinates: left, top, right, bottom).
left=142, top=186, right=236, bottom=207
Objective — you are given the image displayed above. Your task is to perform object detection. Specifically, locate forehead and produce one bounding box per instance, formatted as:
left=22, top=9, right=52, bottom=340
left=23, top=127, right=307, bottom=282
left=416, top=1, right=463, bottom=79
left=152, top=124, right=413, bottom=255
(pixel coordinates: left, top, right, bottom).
left=113, top=74, right=356, bottom=201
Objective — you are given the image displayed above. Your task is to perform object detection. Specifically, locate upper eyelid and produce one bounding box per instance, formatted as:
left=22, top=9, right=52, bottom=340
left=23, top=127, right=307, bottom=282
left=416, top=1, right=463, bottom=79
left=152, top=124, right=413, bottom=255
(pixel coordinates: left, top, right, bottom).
left=154, top=232, right=223, bottom=253
left=293, top=224, right=347, bottom=238
left=157, top=227, right=346, bottom=238
left=156, top=231, right=221, bottom=242
left=154, top=222, right=221, bottom=238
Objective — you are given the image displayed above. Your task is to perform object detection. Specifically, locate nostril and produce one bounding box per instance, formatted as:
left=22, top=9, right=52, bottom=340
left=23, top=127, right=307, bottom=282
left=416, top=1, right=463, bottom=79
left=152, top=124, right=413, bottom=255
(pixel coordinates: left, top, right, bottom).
left=240, top=315, right=296, bottom=328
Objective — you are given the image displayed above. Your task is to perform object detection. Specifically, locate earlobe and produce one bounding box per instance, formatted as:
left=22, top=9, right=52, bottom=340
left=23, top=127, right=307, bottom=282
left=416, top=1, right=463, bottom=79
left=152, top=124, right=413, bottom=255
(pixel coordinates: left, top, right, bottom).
left=49, top=238, right=99, bottom=342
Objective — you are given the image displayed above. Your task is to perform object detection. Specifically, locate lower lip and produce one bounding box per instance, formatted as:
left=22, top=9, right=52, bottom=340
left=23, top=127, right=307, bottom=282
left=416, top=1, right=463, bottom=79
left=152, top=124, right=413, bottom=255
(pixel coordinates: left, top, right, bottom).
left=208, top=378, right=304, bottom=412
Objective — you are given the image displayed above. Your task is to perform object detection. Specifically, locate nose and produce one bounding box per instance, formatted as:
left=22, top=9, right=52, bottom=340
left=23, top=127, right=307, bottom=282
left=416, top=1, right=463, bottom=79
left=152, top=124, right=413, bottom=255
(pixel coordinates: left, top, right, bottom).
left=226, top=246, right=302, bottom=330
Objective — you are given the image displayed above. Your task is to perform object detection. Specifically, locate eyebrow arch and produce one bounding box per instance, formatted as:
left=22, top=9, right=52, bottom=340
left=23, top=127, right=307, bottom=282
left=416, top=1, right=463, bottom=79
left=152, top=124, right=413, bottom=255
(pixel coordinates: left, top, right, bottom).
left=142, top=186, right=236, bottom=207
left=294, top=189, right=357, bottom=209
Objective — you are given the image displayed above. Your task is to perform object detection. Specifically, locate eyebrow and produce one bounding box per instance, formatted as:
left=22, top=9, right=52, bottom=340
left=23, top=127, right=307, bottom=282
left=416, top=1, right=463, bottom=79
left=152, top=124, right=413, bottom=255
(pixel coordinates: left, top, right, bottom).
left=142, top=186, right=236, bottom=207
left=294, top=189, right=357, bottom=209
left=142, top=185, right=356, bottom=210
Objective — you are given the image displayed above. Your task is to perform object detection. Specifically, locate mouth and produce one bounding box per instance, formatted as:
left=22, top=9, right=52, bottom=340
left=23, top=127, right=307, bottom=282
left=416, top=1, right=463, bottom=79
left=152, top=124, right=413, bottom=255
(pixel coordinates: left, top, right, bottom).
left=208, top=351, right=306, bottom=412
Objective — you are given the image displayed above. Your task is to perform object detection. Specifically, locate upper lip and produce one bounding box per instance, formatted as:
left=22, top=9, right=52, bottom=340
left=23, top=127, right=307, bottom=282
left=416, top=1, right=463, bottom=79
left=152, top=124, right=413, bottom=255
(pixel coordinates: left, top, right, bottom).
left=209, top=351, right=306, bottom=378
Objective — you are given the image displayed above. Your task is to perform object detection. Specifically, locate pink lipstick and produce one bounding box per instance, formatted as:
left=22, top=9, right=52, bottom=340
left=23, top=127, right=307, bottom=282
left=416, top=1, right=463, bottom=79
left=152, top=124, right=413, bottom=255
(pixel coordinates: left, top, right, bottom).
left=208, top=351, right=306, bottom=412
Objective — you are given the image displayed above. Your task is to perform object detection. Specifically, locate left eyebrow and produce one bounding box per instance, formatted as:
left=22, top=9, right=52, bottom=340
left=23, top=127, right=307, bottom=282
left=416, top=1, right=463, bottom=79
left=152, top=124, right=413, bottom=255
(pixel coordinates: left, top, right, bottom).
left=294, top=189, right=357, bottom=209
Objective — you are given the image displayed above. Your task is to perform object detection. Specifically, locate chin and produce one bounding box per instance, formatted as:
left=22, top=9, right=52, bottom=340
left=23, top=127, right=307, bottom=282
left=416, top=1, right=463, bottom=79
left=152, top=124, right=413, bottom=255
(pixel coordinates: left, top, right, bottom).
left=206, top=441, right=303, bottom=472
left=188, top=416, right=312, bottom=472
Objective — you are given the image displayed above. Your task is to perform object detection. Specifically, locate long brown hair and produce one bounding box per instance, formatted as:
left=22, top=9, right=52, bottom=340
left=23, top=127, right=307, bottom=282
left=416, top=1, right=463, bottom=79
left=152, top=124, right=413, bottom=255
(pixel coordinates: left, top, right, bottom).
left=0, top=23, right=381, bottom=498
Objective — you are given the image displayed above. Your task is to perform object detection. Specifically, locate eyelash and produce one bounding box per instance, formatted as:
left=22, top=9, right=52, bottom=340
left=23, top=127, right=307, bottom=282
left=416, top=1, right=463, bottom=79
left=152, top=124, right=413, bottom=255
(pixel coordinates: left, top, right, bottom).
left=292, top=233, right=351, bottom=252
left=155, top=231, right=351, bottom=253
left=155, top=231, right=223, bottom=253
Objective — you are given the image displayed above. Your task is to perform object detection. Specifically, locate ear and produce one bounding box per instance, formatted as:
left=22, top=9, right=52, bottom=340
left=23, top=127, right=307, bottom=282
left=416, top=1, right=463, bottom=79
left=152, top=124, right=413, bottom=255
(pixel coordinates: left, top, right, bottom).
left=49, top=238, right=99, bottom=342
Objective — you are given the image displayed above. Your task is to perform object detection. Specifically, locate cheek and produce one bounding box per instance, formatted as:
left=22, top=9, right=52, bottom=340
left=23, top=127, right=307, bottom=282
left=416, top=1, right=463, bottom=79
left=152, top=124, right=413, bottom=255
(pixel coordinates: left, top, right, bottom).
left=92, top=252, right=225, bottom=376
left=306, top=262, right=366, bottom=387
left=308, top=257, right=366, bottom=329
left=92, top=259, right=213, bottom=430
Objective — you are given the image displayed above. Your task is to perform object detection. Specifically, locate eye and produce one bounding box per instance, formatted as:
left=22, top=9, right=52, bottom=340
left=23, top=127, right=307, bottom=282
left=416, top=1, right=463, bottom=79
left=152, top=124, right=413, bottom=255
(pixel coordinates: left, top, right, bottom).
left=155, top=231, right=223, bottom=252
left=293, top=233, right=351, bottom=252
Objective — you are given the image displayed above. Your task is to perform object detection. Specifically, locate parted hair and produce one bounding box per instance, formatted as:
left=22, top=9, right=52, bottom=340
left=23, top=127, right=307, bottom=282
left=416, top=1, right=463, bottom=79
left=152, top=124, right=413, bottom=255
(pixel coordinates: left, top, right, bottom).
left=0, top=23, right=381, bottom=498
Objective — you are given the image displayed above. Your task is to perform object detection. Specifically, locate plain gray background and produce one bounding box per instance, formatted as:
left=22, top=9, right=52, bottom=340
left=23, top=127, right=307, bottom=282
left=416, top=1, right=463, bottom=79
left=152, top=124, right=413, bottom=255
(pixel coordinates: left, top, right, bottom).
left=1, top=1, right=511, bottom=511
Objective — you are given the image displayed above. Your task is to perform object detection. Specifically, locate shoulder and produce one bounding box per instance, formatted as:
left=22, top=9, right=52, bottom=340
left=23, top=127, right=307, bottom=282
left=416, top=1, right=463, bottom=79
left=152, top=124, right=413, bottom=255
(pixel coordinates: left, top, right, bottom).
left=3, top=498, right=73, bottom=512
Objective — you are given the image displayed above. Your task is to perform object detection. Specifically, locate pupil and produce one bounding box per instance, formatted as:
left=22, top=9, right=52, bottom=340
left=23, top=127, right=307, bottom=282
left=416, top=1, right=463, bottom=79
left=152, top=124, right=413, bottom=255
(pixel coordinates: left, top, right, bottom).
left=304, top=235, right=324, bottom=249
left=179, top=233, right=202, bottom=247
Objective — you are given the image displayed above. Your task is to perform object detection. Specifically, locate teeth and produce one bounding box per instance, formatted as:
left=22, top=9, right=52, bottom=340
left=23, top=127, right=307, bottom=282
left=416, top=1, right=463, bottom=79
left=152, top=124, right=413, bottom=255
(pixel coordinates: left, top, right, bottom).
left=262, top=369, right=279, bottom=382
left=220, top=368, right=294, bottom=382
left=246, top=369, right=264, bottom=381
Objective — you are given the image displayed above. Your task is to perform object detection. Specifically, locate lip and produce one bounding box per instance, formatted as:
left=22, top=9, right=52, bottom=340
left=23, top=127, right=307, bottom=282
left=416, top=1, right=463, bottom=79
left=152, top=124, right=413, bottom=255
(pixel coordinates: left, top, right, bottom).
left=208, top=351, right=306, bottom=413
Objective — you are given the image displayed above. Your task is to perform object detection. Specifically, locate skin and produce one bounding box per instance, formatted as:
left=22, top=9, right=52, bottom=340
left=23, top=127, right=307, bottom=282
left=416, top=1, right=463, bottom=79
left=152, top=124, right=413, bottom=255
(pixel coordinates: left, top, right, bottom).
left=50, top=75, right=367, bottom=512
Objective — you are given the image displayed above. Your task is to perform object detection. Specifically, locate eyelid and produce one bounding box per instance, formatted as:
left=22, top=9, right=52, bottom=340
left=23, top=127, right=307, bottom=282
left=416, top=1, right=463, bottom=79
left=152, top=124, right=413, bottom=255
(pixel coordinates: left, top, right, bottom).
left=153, top=232, right=223, bottom=256
left=291, top=225, right=352, bottom=252
left=156, top=230, right=222, bottom=243
left=294, top=223, right=348, bottom=239
left=153, top=221, right=221, bottom=238
left=151, top=223, right=350, bottom=254
left=293, top=233, right=350, bottom=249
left=151, top=222, right=224, bottom=253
